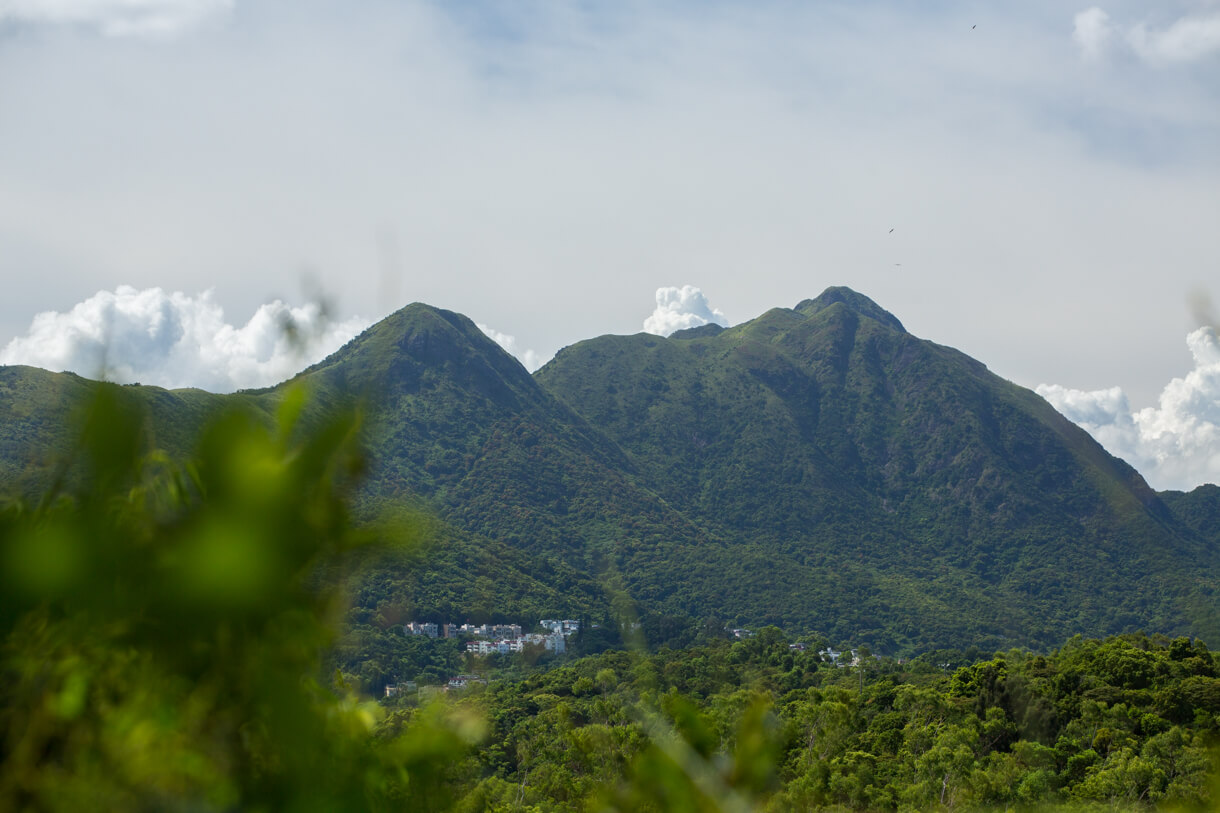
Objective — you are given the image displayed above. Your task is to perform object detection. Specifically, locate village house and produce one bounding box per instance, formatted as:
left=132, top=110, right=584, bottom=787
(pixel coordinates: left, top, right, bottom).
left=384, top=680, right=418, bottom=698
left=403, top=621, right=438, bottom=638
left=465, top=633, right=565, bottom=656
left=460, top=623, right=523, bottom=639
left=405, top=618, right=574, bottom=659
left=446, top=674, right=488, bottom=691
left=539, top=619, right=580, bottom=636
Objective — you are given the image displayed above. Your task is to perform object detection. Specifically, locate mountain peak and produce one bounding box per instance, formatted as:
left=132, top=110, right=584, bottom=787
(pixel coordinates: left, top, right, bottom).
left=795, top=287, right=905, bottom=333
left=291, top=301, right=545, bottom=412
left=306, top=302, right=512, bottom=372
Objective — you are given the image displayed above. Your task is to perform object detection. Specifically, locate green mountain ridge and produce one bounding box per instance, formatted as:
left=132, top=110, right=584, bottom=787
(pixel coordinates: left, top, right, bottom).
left=2, top=287, right=1217, bottom=653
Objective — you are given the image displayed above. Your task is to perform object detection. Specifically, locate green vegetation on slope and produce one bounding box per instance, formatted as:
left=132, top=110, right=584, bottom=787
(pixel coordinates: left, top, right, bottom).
left=535, top=288, right=1220, bottom=650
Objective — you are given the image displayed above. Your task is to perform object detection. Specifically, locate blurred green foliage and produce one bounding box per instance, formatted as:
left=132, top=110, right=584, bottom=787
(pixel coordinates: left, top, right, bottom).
left=0, top=384, right=479, bottom=810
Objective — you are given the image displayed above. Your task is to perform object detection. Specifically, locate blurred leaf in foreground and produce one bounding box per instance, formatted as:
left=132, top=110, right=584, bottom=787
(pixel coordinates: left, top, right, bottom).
left=0, top=383, right=478, bottom=811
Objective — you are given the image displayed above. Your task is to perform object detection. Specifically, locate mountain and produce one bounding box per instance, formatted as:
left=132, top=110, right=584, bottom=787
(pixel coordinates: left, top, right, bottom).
left=287, top=304, right=710, bottom=565
left=2, top=289, right=1218, bottom=652
left=0, top=364, right=244, bottom=492
left=533, top=287, right=1220, bottom=648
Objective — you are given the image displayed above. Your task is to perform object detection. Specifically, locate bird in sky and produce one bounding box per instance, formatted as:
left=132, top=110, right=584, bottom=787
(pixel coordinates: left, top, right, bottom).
left=888, top=228, right=894, bottom=233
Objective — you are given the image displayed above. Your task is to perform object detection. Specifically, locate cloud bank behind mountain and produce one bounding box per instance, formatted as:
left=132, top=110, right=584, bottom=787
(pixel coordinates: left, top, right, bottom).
left=5, top=284, right=1219, bottom=491
left=0, top=286, right=368, bottom=392
left=1039, top=326, right=1220, bottom=491
left=643, top=286, right=729, bottom=337
left=476, top=323, right=543, bottom=373
left=0, top=285, right=729, bottom=390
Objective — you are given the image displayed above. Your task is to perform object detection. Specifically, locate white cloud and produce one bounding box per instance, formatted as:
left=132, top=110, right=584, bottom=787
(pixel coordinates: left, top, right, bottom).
left=1073, top=6, right=1220, bottom=64
left=476, top=323, right=544, bottom=372
left=0, top=286, right=368, bottom=392
left=1128, top=13, right=1220, bottom=64
left=0, top=0, right=232, bottom=37
left=642, top=286, right=729, bottom=337
left=1073, top=7, right=1114, bottom=60
left=1038, top=326, right=1220, bottom=491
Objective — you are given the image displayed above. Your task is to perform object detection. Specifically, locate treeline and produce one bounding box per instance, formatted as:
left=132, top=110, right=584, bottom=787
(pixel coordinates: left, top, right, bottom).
left=382, top=629, right=1220, bottom=810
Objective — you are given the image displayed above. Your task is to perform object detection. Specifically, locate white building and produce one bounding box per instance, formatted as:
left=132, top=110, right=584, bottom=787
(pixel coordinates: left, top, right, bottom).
left=466, top=640, right=495, bottom=655
left=460, top=623, right=524, bottom=639
left=523, top=633, right=567, bottom=654
left=540, top=619, right=580, bottom=636
left=467, top=633, right=566, bottom=657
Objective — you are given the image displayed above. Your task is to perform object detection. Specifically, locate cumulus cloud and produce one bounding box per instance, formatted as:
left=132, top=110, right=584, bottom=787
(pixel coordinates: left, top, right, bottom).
left=642, top=286, right=729, bottom=337
left=476, top=323, right=544, bottom=372
left=0, top=286, right=368, bottom=392
left=1038, top=326, right=1220, bottom=491
left=1072, top=6, right=1220, bottom=64
left=0, top=0, right=233, bottom=37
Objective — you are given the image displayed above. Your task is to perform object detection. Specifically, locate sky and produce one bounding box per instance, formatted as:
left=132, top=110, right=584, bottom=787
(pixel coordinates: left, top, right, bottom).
left=0, top=1, right=1218, bottom=490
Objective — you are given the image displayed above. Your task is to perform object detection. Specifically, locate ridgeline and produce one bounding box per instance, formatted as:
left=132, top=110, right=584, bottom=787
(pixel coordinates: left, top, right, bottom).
left=2, top=287, right=1218, bottom=653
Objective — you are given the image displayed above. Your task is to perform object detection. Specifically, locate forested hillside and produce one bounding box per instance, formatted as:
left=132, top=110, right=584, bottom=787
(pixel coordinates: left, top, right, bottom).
left=535, top=288, right=1220, bottom=649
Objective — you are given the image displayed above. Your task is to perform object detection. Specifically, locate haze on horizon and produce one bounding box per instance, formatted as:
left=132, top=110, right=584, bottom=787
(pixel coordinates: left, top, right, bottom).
left=0, top=1, right=1217, bottom=489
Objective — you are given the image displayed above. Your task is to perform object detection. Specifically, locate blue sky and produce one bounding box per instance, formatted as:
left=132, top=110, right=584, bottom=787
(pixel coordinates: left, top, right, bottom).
left=1, top=0, right=1218, bottom=488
